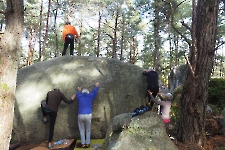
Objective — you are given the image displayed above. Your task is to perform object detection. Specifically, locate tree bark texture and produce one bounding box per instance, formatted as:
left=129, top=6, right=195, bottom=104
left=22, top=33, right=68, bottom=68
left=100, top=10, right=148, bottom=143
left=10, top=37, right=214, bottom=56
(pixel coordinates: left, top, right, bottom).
left=97, top=11, right=101, bottom=57
left=38, top=0, right=43, bottom=61
left=0, top=0, right=24, bottom=149
left=41, top=0, right=51, bottom=61
left=177, top=0, right=219, bottom=147
left=112, top=10, right=118, bottom=58
left=26, top=28, right=34, bottom=66
left=53, top=0, right=59, bottom=57
left=153, top=0, right=162, bottom=76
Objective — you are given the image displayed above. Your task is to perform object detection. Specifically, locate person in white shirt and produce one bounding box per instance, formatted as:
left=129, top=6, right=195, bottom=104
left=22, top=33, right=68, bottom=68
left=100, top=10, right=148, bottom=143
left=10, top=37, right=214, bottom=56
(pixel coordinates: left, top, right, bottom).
left=148, top=91, right=172, bottom=135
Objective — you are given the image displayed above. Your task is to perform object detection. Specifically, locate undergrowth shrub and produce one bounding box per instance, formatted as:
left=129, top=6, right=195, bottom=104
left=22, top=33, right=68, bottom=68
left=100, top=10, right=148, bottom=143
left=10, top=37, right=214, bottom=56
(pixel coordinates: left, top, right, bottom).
left=208, top=78, right=225, bottom=110
left=170, top=78, right=225, bottom=127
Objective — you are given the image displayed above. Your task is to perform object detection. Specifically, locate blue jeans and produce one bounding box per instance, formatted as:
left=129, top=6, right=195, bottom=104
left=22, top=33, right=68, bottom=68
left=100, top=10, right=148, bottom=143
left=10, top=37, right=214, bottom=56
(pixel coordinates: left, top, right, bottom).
left=78, top=114, right=92, bottom=145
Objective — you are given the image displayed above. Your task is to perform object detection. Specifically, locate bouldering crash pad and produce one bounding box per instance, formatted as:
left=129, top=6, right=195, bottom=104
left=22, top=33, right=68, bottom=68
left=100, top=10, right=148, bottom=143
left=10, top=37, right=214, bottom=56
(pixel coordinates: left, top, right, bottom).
left=74, top=139, right=104, bottom=150
left=31, top=139, right=74, bottom=150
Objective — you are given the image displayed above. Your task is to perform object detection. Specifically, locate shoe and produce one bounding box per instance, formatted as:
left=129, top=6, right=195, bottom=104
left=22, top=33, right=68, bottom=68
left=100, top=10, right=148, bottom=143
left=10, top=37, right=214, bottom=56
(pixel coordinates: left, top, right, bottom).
left=85, top=144, right=90, bottom=148
left=43, top=118, right=48, bottom=123
left=146, top=103, right=152, bottom=111
left=132, top=108, right=140, bottom=117
left=138, top=108, right=144, bottom=114
left=48, top=143, right=53, bottom=149
left=81, top=144, right=86, bottom=148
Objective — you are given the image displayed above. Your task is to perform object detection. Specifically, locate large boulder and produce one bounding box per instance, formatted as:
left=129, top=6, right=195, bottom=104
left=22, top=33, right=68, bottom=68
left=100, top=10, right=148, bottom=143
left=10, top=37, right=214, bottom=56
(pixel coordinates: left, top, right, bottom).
left=13, top=56, right=147, bottom=144
left=168, top=64, right=188, bottom=92
left=102, top=112, right=178, bottom=150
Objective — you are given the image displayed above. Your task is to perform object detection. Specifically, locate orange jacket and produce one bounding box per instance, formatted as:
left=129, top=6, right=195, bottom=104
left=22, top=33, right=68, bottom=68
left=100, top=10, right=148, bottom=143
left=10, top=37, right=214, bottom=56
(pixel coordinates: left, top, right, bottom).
left=62, top=25, right=79, bottom=41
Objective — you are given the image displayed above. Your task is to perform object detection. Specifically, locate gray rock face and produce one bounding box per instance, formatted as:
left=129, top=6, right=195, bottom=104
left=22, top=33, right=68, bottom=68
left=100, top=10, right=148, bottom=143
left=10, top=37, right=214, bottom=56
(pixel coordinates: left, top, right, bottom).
left=102, top=112, right=178, bottom=150
left=13, top=56, right=147, bottom=144
left=168, top=64, right=188, bottom=92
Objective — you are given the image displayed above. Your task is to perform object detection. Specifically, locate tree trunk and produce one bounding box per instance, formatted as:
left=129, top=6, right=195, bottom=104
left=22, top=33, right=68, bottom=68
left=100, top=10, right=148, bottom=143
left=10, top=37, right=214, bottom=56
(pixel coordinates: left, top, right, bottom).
left=177, top=0, right=219, bottom=147
left=120, top=13, right=125, bottom=60
left=130, top=37, right=137, bottom=64
left=53, top=0, right=59, bottom=57
left=174, top=35, right=179, bottom=66
left=77, top=21, right=82, bottom=56
left=153, top=0, right=162, bottom=75
left=112, top=10, right=118, bottom=58
left=0, top=0, right=23, bottom=149
left=97, top=11, right=101, bottom=57
left=40, top=0, right=51, bottom=61
left=26, top=28, right=34, bottom=66
left=38, top=0, right=43, bottom=61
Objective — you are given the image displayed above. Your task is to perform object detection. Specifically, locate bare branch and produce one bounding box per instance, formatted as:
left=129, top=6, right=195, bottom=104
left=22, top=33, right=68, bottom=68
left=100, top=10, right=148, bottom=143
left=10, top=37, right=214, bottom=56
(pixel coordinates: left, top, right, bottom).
left=105, top=33, right=113, bottom=39
left=184, top=55, right=196, bottom=78
left=181, top=21, right=192, bottom=32
left=163, top=0, right=187, bottom=10
left=172, top=24, right=192, bottom=47
left=165, top=1, right=192, bottom=48
left=103, top=20, right=114, bottom=30
left=215, top=41, right=225, bottom=51
left=176, top=0, right=187, bottom=9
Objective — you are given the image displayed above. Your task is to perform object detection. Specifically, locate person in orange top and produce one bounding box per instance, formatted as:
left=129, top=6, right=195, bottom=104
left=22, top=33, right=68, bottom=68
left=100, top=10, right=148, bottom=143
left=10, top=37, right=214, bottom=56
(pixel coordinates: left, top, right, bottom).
left=62, top=22, right=80, bottom=56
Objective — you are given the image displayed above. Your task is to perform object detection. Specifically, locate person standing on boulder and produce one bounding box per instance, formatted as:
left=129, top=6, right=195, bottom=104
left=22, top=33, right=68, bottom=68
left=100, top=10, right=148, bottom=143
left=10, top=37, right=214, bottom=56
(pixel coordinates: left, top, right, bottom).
left=62, top=21, right=80, bottom=56
left=41, top=88, right=76, bottom=148
left=143, top=68, right=159, bottom=108
left=148, top=91, right=172, bottom=135
left=76, top=82, right=99, bottom=148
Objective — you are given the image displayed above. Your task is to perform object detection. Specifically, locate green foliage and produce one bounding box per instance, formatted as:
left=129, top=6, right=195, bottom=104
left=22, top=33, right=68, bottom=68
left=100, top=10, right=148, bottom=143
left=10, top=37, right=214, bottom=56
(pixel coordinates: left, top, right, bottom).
left=208, top=78, right=225, bottom=109
left=218, top=147, right=225, bottom=150
left=170, top=78, right=225, bottom=125
left=1, top=0, right=224, bottom=73
left=170, top=105, right=180, bottom=124
left=170, top=86, right=182, bottom=124
left=207, top=104, right=221, bottom=116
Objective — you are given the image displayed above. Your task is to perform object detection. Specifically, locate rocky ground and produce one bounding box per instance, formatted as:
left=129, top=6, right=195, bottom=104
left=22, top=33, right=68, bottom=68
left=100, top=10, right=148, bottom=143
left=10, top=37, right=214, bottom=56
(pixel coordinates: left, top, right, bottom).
left=175, top=135, right=225, bottom=150
left=13, top=134, right=225, bottom=150
left=14, top=117, right=225, bottom=150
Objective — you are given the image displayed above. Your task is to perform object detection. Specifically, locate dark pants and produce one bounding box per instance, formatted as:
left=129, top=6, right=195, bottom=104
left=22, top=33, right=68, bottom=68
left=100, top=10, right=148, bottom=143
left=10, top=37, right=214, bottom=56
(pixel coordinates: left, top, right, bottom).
left=164, top=122, right=170, bottom=135
left=41, top=103, right=57, bottom=142
left=62, top=34, right=74, bottom=56
left=147, top=85, right=159, bottom=107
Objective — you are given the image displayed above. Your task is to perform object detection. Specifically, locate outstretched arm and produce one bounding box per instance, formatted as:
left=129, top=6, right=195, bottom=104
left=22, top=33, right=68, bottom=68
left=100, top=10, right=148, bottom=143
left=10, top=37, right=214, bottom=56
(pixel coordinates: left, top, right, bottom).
left=71, top=94, right=76, bottom=100
left=157, top=94, right=165, bottom=101
left=148, top=90, right=163, bottom=105
left=142, top=70, right=148, bottom=76
left=61, top=92, right=74, bottom=104
left=90, top=82, right=99, bottom=97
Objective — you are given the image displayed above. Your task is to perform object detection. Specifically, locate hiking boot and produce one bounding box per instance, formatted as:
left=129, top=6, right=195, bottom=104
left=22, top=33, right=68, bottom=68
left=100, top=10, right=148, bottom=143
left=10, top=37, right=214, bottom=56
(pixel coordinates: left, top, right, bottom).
left=81, top=144, right=86, bottom=148
left=85, top=144, right=90, bottom=148
left=43, top=118, right=48, bottom=123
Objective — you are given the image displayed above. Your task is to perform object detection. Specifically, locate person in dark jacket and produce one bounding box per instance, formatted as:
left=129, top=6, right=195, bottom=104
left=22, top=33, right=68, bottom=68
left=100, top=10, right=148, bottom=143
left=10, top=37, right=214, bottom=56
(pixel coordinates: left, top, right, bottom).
left=41, top=88, right=76, bottom=148
left=76, top=82, right=99, bottom=148
left=143, top=68, right=159, bottom=108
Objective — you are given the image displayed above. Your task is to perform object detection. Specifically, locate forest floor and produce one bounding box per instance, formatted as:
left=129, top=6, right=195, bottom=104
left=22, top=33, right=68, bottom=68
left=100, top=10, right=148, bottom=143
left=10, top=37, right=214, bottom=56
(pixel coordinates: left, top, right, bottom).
left=14, top=134, right=225, bottom=150
left=175, top=135, right=225, bottom=150
left=14, top=117, right=225, bottom=150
